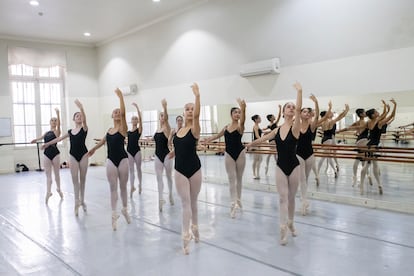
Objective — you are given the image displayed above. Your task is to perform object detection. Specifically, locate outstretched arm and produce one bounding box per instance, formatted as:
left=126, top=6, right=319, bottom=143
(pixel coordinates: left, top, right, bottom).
left=379, top=99, right=397, bottom=128
left=247, top=128, right=277, bottom=149
left=331, top=104, right=350, bottom=124
left=88, top=135, right=106, bottom=157
left=161, top=99, right=171, bottom=138
left=55, top=108, right=61, bottom=137
left=204, top=127, right=226, bottom=144
left=41, top=132, right=69, bottom=150
left=132, top=103, right=143, bottom=134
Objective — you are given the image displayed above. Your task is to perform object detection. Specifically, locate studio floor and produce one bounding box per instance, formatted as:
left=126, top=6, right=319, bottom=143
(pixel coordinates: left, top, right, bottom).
left=0, top=156, right=413, bottom=276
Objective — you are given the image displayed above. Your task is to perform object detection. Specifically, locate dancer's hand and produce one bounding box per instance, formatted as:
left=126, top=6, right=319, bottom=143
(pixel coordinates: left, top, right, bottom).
left=191, top=83, right=200, bottom=97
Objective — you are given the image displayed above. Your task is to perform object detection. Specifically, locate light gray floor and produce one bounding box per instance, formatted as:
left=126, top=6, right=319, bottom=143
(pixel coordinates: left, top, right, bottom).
left=1, top=158, right=414, bottom=276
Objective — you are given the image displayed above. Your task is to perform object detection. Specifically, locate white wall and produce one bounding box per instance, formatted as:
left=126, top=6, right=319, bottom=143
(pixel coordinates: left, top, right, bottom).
left=96, top=0, right=414, bottom=139
left=0, top=39, right=100, bottom=173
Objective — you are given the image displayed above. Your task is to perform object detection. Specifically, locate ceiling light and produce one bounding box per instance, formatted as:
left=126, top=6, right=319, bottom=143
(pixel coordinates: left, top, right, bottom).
left=29, top=1, right=39, bottom=6
left=83, top=32, right=91, bottom=37
left=153, top=0, right=160, bottom=2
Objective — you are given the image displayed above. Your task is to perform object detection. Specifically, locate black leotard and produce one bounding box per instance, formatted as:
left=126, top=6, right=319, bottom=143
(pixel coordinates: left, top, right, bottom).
left=357, top=127, right=369, bottom=141
left=106, top=132, right=128, bottom=167
left=154, top=132, right=170, bottom=163
left=296, top=125, right=314, bottom=160
left=321, top=124, right=336, bottom=143
left=44, top=131, right=60, bottom=160
left=275, top=127, right=299, bottom=176
left=252, top=128, right=262, bottom=141
left=173, top=130, right=201, bottom=178
left=224, top=129, right=245, bottom=161
left=367, top=123, right=382, bottom=146
left=268, top=123, right=277, bottom=142
left=127, top=129, right=141, bottom=157
left=69, top=128, right=88, bottom=162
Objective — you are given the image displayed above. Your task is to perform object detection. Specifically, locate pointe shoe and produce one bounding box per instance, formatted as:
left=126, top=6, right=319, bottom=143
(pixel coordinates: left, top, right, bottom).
left=265, top=166, right=269, bottom=176
left=45, top=192, right=53, bottom=204
left=287, top=220, right=298, bottom=237
left=112, top=212, right=120, bottom=231
left=169, top=193, right=174, bottom=205
left=352, top=176, right=357, bottom=187
left=378, top=186, right=383, bottom=195
left=280, top=225, right=288, bottom=245
left=182, top=233, right=192, bottom=255
left=301, top=201, right=309, bottom=216
left=56, top=189, right=64, bottom=199
left=230, top=203, right=236, bottom=219
left=159, top=199, right=165, bottom=212
left=121, top=207, right=131, bottom=224
left=74, top=203, right=81, bottom=216
left=191, top=224, right=200, bottom=243
left=236, top=199, right=243, bottom=209
left=82, top=202, right=87, bottom=213
left=130, top=186, right=136, bottom=198
left=368, top=176, right=373, bottom=186
left=138, top=184, right=142, bottom=195
left=315, top=177, right=319, bottom=187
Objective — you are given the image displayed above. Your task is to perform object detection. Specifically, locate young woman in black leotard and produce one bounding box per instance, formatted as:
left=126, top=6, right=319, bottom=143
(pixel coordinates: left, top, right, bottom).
left=204, top=98, right=246, bottom=218
left=169, top=83, right=202, bottom=255
left=127, top=102, right=143, bottom=197
left=297, top=94, right=320, bottom=216
left=31, top=108, right=63, bottom=204
left=263, top=105, right=282, bottom=175
left=153, top=99, right=174, bottom=212
left=360, top=99, right=397, bottom=195
left=42, top=100, right=89, bottom=215
left=337, top=108, right=369, bottom=186
left=248, top=82, right=303, bottom=246
left=251, top=114, right=263, bottom=179
left=88, top=89, right=131, bottom=231
left=317, top=102, right=349, bottom=178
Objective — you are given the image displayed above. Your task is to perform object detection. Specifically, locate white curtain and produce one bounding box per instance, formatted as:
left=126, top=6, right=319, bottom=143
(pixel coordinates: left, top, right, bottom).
left=8, top=46, right=66, bottom=67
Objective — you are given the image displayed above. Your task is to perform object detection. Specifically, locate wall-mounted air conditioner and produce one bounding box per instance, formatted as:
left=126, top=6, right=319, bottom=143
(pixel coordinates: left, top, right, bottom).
left=239, top=58, right=280, bottom=77
left=120, top=84, right=138, bottom=96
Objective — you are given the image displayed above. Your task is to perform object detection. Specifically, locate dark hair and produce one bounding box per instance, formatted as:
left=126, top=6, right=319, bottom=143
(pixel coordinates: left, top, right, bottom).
left=230, top=107, right=239, bottom=115
left=266, top=114, right=273, bottom=121
left=356, top=108, right=365, bottom=117
left=301, top=107, right=312, bottom=112
left=320, top=111, right=327, bottom=117
left=365, top=108, right=376, bottom=119
left=176, top=115, right=183, bottom=122
left=73, top=111, right=80, bottom=120
left=251, top=114, right=259, bottom=122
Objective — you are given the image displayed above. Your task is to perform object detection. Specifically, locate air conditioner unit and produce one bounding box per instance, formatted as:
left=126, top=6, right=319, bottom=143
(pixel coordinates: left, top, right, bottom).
left=120, top=84, right=138, bottom=96
left=240, top=58, right=280, bottom=77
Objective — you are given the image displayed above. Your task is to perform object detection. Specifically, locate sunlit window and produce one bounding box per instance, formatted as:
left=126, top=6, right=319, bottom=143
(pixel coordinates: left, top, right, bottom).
left=141, top=110, right=158, bottom=138
left=9, top=64, right=63, bottom=146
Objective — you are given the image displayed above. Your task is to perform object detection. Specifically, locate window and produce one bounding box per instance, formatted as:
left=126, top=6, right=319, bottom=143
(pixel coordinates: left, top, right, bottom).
left=200, top=105, right=213, bottom=134
left=141, top=110, right=158, bottom=138
left=10, top=64, right=63, bottom=146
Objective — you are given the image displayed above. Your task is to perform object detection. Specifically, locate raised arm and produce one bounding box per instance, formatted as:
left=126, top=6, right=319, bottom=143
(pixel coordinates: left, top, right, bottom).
left=292, top=82, right=303, bottom=138
left=331, top=104, right=349, bottom=124
left=275, top=104, right=282, bottom=126
left=132, top=103, right=143, bottom=134
left=55, top=108, right=61, bottom=137
left=237, top=98, right=246, bottom=134
left=30, top=133, right=46, bottom=144
left=161, top=99, right=171, bottom=138
left=191, top=83, right=201, bottom=139
left=115, top=88, right=127, bottom=137
left=310, top=94, right=320, bottom=132
left=75, top=99, right=88, bottom=131
left=379, top=99, right=397, bottom=128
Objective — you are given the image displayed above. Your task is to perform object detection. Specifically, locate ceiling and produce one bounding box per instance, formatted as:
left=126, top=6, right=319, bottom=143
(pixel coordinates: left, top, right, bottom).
left=0, top=0, right=205, bottom=46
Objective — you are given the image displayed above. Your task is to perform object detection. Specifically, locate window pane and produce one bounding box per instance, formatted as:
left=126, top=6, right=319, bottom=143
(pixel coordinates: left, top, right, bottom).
left=24, top=83, right=35, bottom=103
left=50, top=66, right=60, bottom=78
left=40, top=83, right=51, bottom=103
left=12, top=82, right=24, bottom=103
left=24, top=104, right=36, bottom=125
left=41, top=105, right=52, bottom=125
left=13, top=104, right=25, bottom=125
left=26, top=126, right=37, bottom=143
left=14, top=126, right=26, bottom=144
left=41, top=125, right=49, bottom=135
left=22, top=64, right=33, bottom=76
left=50, top=83, right=61, bottom=104
left=39, top=67, right=49, bottom=77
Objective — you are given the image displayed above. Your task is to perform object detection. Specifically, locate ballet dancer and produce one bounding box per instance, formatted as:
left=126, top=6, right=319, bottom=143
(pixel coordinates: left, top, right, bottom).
left=127, top=102, right=143, bottom=197
left=251, top=114, right=263, bottom=179
left=263, top=105, right=282, bottom=175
